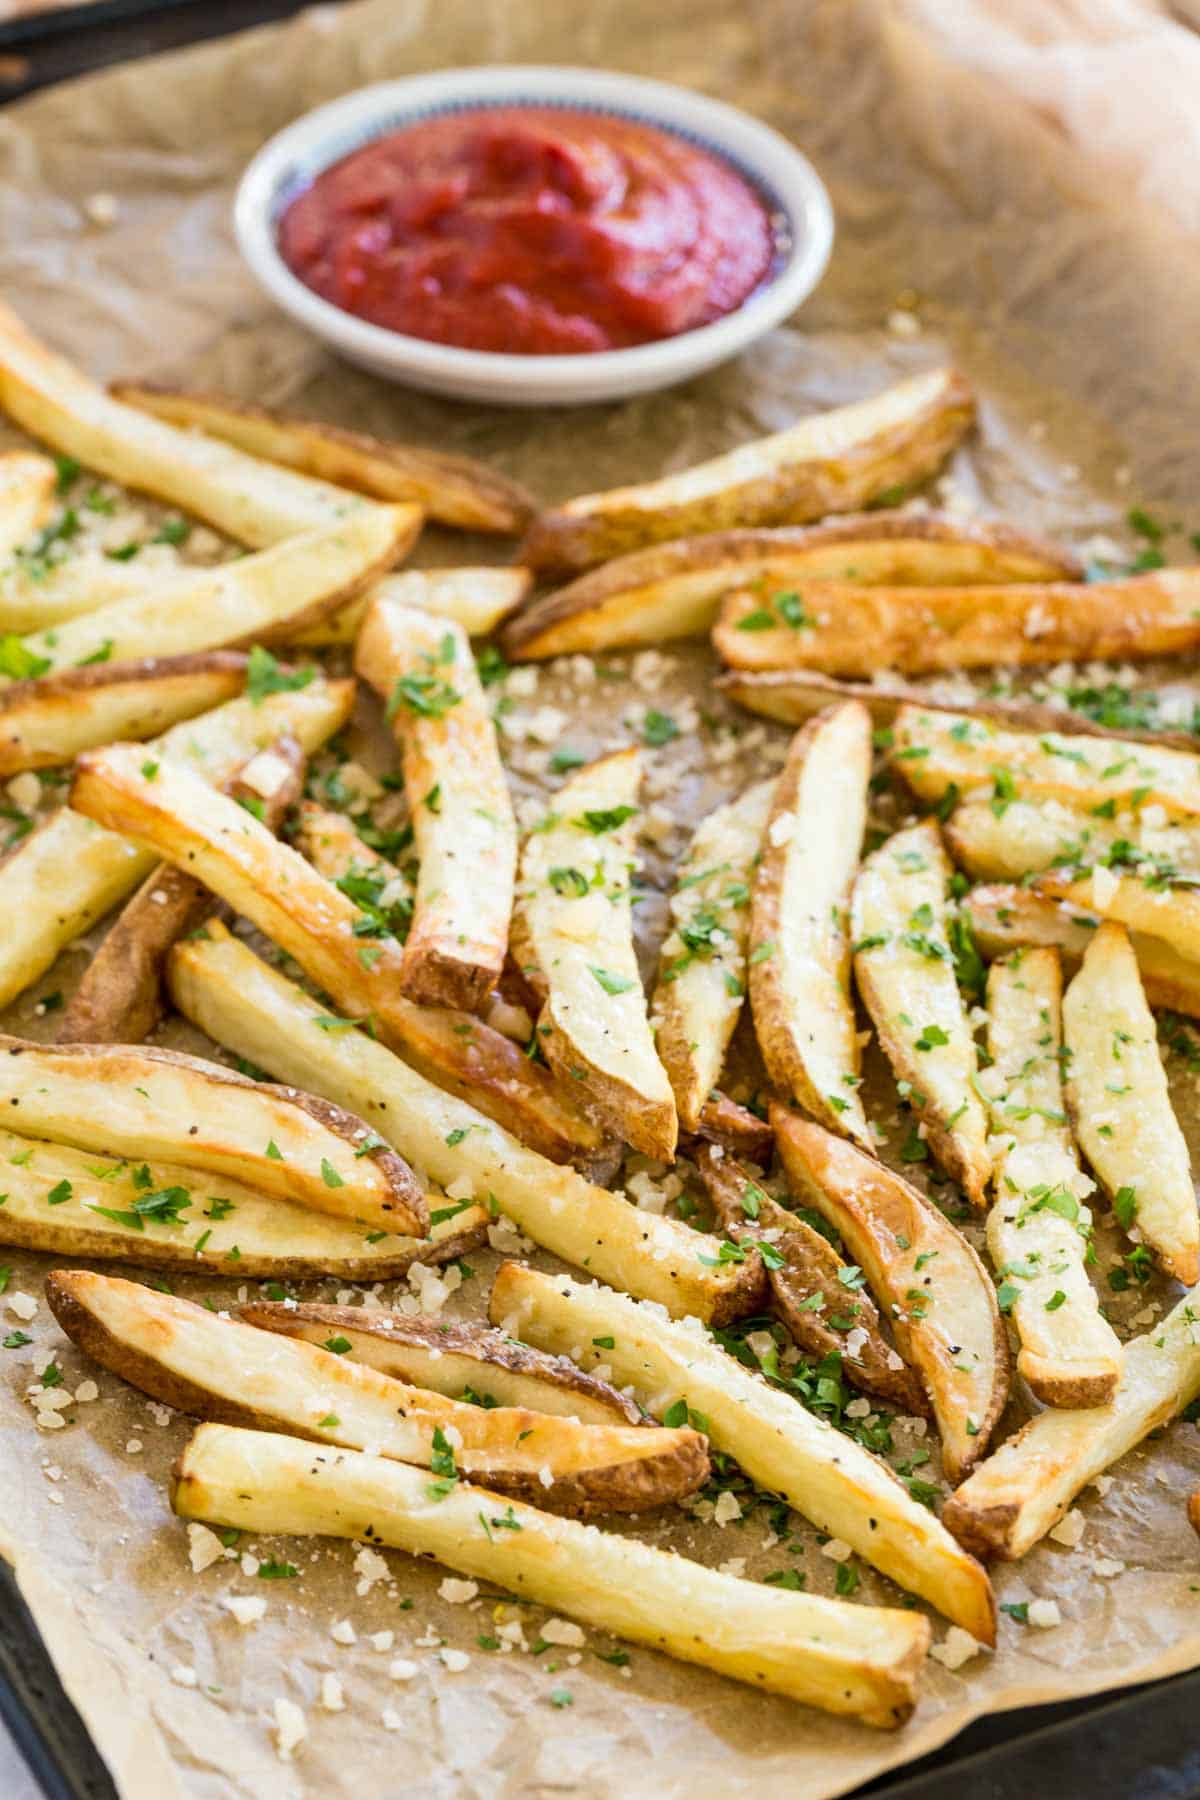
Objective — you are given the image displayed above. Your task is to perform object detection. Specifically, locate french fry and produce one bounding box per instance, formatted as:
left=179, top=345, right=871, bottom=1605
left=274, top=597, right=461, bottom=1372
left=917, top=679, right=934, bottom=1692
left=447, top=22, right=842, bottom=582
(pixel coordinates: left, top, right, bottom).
left=964, top=884, right=1200, bottom=1019
left=293, top=565, right=531, bottom=648
left=652, top=779, right=774, bottom=1132
left=293, top=798, right=415, bottom=938
left=172, top=1422, right=930, bottom=1726
left=513, top=749, right=677, bottom=1159
left=57, top=733, right=304, bottom=1044
left=1033, top=862, right=1200, bottom=970
left=982, top=949, right=1122, bottom=1408
left=0, top=650, right=248, bottom=775
left=695, top=1143, right=927, bottom=1414
left=111, top=383, right=535, bottom=535
left=15, top=506, right=418, bottom=675
left=772, top=1112, right=1008, bottom=1479
left=521, top=367, right=975, bottom=574
left=503, top=510, right=1079, bottom=660
left=69, top=742, right=604, bottom=1165
left=944, top=796, right=1200, bottom=884
left=714, top=670, right=1197, bottom=750
left=236, top=1302, right=644, bottom=1426
left=0, top=553, right=165, bottom=635
left=0, top=1036, right=426, bottom=1235
left=49, top=1272, right=706, bottom=1516
left=891, top=704, right=1200, bottom=822
left=943, top=1280, right=1200, bottom=1560
left=1062, top=922, right=1199, bottom=1284
left=691, top=1090, right=775, bottom=1162
left=750, top=703, right=873, bottom=1146
left=713, top=568, right=1200, bottom=677
left=0, top=1128, right=483, bottom=1278
left=355, top=601, right=516, bottom=1011
left=0, top=450, right=56, bottom=564
left=0, top=676, right=353, bottom=1009
left=489, top=1261, right=995, bottom=1641
left=167, top=922, right=765, bottom=1324
left=0, top=300, right=385, bottom=546
left=851, top=820, right=992, bottom=1205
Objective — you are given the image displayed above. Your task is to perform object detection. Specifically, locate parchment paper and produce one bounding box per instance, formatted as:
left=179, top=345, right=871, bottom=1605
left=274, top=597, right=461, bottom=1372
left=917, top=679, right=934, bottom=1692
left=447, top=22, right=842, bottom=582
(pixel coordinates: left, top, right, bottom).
left=4, top=1, right=1200, bottom=1795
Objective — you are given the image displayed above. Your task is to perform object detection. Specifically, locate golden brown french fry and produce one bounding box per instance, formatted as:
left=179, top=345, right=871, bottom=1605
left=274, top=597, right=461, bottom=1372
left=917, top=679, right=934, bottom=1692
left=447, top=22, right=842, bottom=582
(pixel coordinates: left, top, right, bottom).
left=651, top=779, right=773, bottom=1133
left=293, top=796, right=415, bottom=934
left=1188, top=1492, right=1200, bottom=1538
left=16, top=506, right=417, bottom=674
left=750, top=703, right=873, bottom=1146
left=851, top=820, right=992, bottom=1206
left=503, top=510, right=1078, bottom=659
left=713, top=568, right=1200, bottom=677
left=355, top=600, right=516, bottom=1011
left=695, top=1143, right=927, bottom=1414
left=0, top=300, right=382, bottom=546
left=773, top=1112, right=1008, bottom=1479
left=293, top=565, right=532, bottom=647
left=50, top=1272, right=705, bottom=1516
left=0, top=450, right=56, bottom=564
left=0, top=1128, right=482, bottom=1278
left=0, top=676, right=353, bottom=1009
left=490, top=1261, right=996, bottom=1641
left=57, top=734, right=304, bottom=1044
left=0, top=651, right=248, bottom=775
left=111, top=383, right=535, bottom=535
left=691, top=1091, right=775, bottom=1162
left=236, top=1302, right=644, bottom=1426
left=943, top=1279, right=1200, bottom=1560
left=173, top=1422, right=930, bottom=1726
left=167, top=921, right=765, bottom=1324
left=944, top=796, right=1200, bottom=884
left=513, top=749, right=677, bottom=1159
left=1062, top=922, right=1199, bottom=1285
left=982, top=948, right=1121, bottom=1408
left=891, top=705, right=1200, bottom=822
left=0, top=554, right=166, bottom=636
left=1033, top=863, right=1200, bottom=970
left=69, top=742, right=604, bottom=1165
left=0, top=1036, right=426, bottom=1235
left=964, top=884, right=1200, bottom=1018
left=521, top=367, right=975, bottom=574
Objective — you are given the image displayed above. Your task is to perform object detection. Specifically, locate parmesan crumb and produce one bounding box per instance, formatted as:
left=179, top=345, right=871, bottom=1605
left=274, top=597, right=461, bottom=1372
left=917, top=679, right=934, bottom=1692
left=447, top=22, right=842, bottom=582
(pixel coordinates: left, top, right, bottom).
left=224, top=1595, right=268, bottom=1627
left=438, top=1578, right=479, bottom=1605
left=273, top=1697, right=307, bottom=1760
left=541, top=1618, right=585, bottom=1648
left=330, top=1618, right=357, bottom=1646
left=930, top=1627, right=986, bottom=1671
left=1028, top=1599, right=1062, bottom=1629
left=320, top=1673, right=345, bottom=1713
left=1049, top=1511, right=1085, bottom=1549
left=819, top=1538, right=853, bottom=1564
left=439, top=1648, right=471, bottom=1672
left=187, top=1523, right=227, bottom=1574
left=170, top=1665, right=198, bottom=1688
left=388, top=1659, right=418, bottom=1683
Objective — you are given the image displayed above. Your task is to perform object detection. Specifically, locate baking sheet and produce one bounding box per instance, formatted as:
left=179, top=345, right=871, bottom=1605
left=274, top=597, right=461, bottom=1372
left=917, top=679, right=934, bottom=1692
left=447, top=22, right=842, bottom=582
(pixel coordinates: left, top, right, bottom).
left=3, top=0, right=1200, bottom=1794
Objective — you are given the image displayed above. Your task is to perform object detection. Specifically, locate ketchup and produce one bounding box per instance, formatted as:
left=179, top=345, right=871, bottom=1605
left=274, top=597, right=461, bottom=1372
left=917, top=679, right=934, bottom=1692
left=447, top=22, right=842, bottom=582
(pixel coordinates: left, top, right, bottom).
left=279, top=106, right=778, bottom=355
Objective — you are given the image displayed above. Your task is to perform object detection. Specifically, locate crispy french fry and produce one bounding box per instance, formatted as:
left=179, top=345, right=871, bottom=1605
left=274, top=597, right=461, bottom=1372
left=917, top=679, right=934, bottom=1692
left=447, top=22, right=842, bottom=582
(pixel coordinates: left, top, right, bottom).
left=1188, top=1492, right=1200, bottom=1538
left=50, top=1272, right=705, bottom=1516
left=651, top=779, right=774, bottom=1133
left=944, top=796, right=1200, bottom=884
left=0, top=300, right=383, bottom=546
left=489, top=1261, right=995, bottom=1641
left=503, top=510, right=1078, bottom=660
left=355, top=601, right=516, bottom=1010
left=0, top=676, right=353, bottom=1009
left=0, top=553, right=166, bottom=635
left=294, top=797, right=415, bottom=934
left=293, top=565, right=532, bottom=647
left=167, top=922, right=765, bottom=1324
left=1033, top=862, right=1200, bottom=971
left=111, top=383, right=535, bottom=535
left=1062, top=922, right=1199, bottom=1284
left=173, top=1422, right=930, bottom=1725
left=982, top=949, right=1122, bottom=1408
left=521, top=367, right=975, bottom=574
left=714, top=670, right=1198, bottom=749
left=236, top=1302, right=644, bottom=1426
left=0, top=1128, right=483, bottom=1278
left=714, top=568, right=1200, bottom=677
left=691, top=1091, right=775, bottom=1162
left=0, top=650, right=248, bottom=775
left=513, top=749, right=676, bottom=1159
left=0, top=450, right=56, bottom=564
left=0, top=1036, right=426, bottom=1234
left=750, top=703, right=873, bottom=1146
left=57, top=733, right=304, bottom=1044
left=69, top=741, right=603, bottom=1165
left=15, top=506, right=417, bottom=675
left=851, top=820, right=992, bottom=1205
left=695, top=1143, right=927, bottom=1414
left=772, top=1112, right=1008, bottom=1479
left=891, top=705, right=1200, bottom=822
left=943, top=1280, right=1200, bottom=1560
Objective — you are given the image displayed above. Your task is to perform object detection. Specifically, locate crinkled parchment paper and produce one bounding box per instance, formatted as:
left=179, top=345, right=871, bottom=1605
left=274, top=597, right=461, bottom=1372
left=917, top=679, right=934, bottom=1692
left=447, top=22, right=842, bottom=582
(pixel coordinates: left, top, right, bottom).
left=4, top=1, right=1200, bottom=1794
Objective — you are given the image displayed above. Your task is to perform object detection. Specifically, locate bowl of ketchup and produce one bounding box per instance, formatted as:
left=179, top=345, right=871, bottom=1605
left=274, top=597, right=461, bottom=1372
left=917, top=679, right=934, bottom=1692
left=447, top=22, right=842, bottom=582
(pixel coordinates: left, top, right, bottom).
left=235, top=67, right=833, bottom=406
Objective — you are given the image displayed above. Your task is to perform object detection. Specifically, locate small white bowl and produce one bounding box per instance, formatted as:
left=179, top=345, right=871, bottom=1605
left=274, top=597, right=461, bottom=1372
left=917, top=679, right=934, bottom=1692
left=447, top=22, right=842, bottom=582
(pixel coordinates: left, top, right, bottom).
left=234, top=66, right=834, bottom=408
